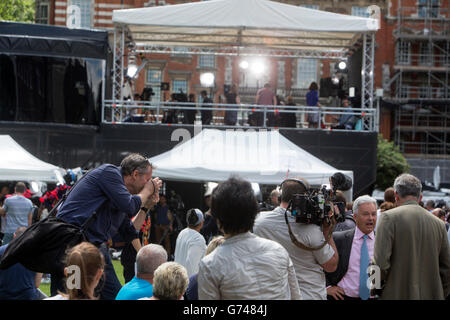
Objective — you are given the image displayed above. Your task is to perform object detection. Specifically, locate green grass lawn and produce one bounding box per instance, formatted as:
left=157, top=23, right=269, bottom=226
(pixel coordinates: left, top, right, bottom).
left=39, top=259, right=125, bottom=297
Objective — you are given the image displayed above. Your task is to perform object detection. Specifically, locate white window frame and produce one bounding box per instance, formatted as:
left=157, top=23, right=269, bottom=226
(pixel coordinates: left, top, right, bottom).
left=172, top=79, right=188, bottom=95
left=69, top=0, right=93, bottom=29
left=351, top=6, right=370, bottom=17
left=36, top=1, right=50, bottom=25
left=295, top=58, right=318, bottom=89
left=397, top=41, right=411, bottom=65
left=419, top=42, right=433, bottom=65
left=146, top=69, right=163, bottom=102
left=198, top=55, right=215, bottom=68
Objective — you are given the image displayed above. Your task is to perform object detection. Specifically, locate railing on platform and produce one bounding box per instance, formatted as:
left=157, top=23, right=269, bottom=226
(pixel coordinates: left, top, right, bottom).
left=102, top=100, right=378, bottom=132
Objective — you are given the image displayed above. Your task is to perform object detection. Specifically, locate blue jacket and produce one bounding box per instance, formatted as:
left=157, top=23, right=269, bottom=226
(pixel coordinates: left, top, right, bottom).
left=57, top=164, right=141, bottom=245
left=0, top=245, right=39, bottom=300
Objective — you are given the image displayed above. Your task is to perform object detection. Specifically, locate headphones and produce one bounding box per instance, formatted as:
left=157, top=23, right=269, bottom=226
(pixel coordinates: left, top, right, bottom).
left=278, top=178, right=308, bottom=203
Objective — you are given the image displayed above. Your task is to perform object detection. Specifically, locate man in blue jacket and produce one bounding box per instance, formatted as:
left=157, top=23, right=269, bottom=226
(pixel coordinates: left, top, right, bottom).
left=52, top=153, right=162, bottom=300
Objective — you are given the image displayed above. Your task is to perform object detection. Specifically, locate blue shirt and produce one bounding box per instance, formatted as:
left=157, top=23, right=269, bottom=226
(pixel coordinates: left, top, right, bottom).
left=0, top=245, right=38, bottom=300
left=306, top=90, right=319, bottom=107
left=155, top=204, right=170, bottom=225
left=57, top=164, right=141, bottom=244
left=2, top=195, right=33, bottom=234
left=186, top=273, right=198, bottom=300
left=115, top=276, right=153, bottom=300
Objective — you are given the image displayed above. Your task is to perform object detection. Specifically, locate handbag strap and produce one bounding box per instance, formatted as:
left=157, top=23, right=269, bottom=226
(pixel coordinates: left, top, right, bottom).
left=48, top=169, right=104, bottom=232
left=48, top=169, right=93, bottom=218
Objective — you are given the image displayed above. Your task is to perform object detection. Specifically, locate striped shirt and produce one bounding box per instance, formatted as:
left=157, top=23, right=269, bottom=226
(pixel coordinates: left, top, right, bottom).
left=2, top=195, right=33, bottom=234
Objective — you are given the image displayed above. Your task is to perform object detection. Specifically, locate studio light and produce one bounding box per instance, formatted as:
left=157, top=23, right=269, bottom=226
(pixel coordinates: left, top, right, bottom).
left=239, top=60, right=249, bottom=69
left=332, top=76, right=340, bottom=85
left=200, top=72, right=215, bottom=87
left=126, top=64, right=138, bottom=78
left=251, top=59, right=265, bottom=75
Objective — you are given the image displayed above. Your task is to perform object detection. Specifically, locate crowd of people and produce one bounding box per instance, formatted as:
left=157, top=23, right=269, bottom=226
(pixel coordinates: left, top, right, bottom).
left=123, top=82, right=359, bottom=129
left=0, top=153, right=449, bottom=300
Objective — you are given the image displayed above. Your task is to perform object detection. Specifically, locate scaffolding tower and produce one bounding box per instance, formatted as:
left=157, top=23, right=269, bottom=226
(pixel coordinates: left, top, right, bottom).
left=389, top=0, right=450, bottom=157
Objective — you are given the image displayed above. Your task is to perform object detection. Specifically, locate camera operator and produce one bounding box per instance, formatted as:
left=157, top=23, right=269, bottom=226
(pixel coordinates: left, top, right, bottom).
left=253, top=177, right=339, bottom=300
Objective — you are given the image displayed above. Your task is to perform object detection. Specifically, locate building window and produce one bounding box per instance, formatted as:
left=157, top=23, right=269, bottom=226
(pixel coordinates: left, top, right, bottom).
left=172, top=47, right=190, bottom=57
left=399, top=85, right=409, bottom=99
left=419, top=86, right=429, bottom=98
left=36, top=1, right=49, bottom=25
left=351, top=6, right=370, bottom=17
left=296, top=58, right=317, bottom=89
left=419, top=42, right=433, bottom=65
left=396, top=41, right=411, bottom=64
left=418, top=0, right=440, bottom=18
left=145, top=69, right=162, bottom=102
left=301, top=5, right=319, bottom=10
left=225, top=57, right=232, bottom=85
left=172, top=79, right=188, bottom=95
left=198, top=55, right=215, bottom=68
left=277, top=61, right=285, bottom=88
left=69, top=0, right=92, bottom=28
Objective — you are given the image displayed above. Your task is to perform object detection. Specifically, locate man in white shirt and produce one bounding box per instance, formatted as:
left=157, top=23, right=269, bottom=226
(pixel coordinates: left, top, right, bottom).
left=174, top=208, right=206, bottom=277
left=253, top=178, right=338, bottom=300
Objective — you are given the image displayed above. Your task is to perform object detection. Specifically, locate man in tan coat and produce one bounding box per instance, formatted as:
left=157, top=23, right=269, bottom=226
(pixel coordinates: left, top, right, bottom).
left=373, top=173, right=450, bottom=300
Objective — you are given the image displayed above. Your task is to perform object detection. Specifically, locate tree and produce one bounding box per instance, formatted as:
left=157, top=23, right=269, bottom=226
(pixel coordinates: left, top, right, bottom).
left=0, top=0, right=35, bottom=24
left=376, top=134, right=410, bottom=190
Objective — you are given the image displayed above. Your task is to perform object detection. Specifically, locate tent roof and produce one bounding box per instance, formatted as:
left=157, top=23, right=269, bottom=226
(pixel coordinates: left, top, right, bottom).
left=149, top=129, right=353, bottom=186
left=0, top=135, right=66, bottom=183
left=0, top=21, right=109, bottom=59
left=113, top=0, right=378, bottom=52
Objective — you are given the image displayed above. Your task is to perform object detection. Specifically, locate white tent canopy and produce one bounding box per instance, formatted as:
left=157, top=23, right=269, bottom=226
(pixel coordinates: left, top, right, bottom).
left=149, top=129, right=353, bottom=186
left=0, top=135, right=66, bottom=183
left=112, top=0, right=379, bottom=51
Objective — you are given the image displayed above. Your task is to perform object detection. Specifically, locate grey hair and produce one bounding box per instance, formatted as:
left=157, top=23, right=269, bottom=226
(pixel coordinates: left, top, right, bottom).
left=394, top=173, right=422, bottom=199
left=152, top=262, right=189, bottom=300
left=136, top=244, right=168, bottom=276
left=120, top=153, right=153, bottom=176
left=353, top=195, right=377, bottom=215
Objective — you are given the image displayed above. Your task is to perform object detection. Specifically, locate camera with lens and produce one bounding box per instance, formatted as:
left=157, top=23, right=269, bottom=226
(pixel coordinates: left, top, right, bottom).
left=288, top=172, right=352, bottom=226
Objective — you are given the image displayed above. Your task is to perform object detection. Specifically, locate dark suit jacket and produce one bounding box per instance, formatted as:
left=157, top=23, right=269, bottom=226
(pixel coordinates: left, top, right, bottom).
left=325, top=228, right=355, bottom=286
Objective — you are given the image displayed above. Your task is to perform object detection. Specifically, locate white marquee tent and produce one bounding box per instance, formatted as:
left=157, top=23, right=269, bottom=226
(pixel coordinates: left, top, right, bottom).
left=149, top=129, right=353, bottom=186
left=0, top=135, right=66, bottom=183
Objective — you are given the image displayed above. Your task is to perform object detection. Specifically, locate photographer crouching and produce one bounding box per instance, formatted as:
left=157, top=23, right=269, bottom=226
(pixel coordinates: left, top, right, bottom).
left=52, top=153, right=162, bottom=300
left=254, top=175, right=352, bottom=300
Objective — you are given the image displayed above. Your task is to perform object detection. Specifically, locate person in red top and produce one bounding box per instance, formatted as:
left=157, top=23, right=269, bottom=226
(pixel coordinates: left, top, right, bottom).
left=251, top=83, right=276, bottom=127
